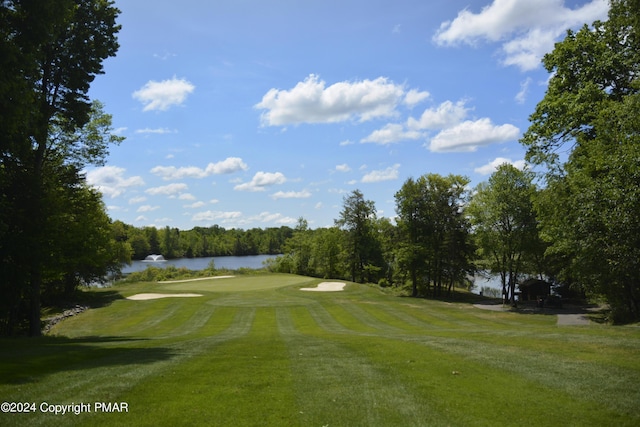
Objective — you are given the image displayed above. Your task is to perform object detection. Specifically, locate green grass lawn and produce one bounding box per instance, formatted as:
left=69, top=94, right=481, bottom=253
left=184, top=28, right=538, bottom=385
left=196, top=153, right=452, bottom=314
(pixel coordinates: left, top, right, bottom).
left=1, top=273, right=639, bottom=426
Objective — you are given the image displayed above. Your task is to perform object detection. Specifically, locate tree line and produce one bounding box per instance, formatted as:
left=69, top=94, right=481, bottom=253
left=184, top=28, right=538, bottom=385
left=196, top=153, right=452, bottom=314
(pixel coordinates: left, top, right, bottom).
left=1, top=1, right=639, bottom=336
left=113, top=222, right=294, bottom=260
left=269, top=170, right=539, bottom=304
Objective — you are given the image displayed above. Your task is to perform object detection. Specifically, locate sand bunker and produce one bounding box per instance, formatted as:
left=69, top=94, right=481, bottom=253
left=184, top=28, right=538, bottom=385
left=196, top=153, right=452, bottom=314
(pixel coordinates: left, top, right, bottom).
left=300, top=282, right=346, bottom=292
left=126, top=293, right=203, bottom=301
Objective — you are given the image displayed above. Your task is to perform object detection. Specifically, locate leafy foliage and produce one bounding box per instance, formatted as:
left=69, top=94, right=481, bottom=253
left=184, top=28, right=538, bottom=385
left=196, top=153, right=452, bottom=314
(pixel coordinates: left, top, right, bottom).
left=335, top=190, right=383, bottom=283
left=0, top=0, right=122, bottom=335
left=395, top=174, right=473, bottom=297
left=468, top=164, right=540, bottom=305
left=521, top=0, right=640, bottom=322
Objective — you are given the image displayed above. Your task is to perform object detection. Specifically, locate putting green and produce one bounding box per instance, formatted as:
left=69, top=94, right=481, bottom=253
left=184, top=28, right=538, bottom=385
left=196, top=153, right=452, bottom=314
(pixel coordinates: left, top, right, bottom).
left=160, top=273, right=317, bottom=293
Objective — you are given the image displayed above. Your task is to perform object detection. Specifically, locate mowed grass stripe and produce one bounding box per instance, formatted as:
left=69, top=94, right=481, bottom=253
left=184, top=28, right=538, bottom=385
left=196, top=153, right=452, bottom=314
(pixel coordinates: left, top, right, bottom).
left=276, top=307, right=442, bottom=427
left=352, top=301, right=436, bottom=334
left=96, top=307, right=299, bottom=427
left=340, top=333, right=626, bottom=426
left=334, top=300, right=409, bottom=334
left=1, top=307, right=257, bottom=427
left=303, top=303, right=354, bottom=335
left=403, top=333, right=640, bottom=421
left=279, top=300, right=628, bottom=425
left=115, top=298, right=198, bottom=336
left=156, top=301, right=218, bottom=339
left=383, top=300, right=472, bottom=329
left=368, top=301, right=473, bottom=333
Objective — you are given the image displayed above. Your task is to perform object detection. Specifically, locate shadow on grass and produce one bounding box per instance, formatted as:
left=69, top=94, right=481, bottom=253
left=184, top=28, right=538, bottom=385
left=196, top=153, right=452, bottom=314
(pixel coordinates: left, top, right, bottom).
left=73, top=289, right=125, bottom=309
left=472, top=299, right=606, bottom=320
left=0, top=334, right=175, bottom=385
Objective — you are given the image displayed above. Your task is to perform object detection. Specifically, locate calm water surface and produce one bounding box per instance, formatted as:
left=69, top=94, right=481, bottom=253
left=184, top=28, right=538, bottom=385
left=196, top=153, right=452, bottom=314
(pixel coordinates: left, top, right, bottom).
left=122, top=254, right=277, bottom=274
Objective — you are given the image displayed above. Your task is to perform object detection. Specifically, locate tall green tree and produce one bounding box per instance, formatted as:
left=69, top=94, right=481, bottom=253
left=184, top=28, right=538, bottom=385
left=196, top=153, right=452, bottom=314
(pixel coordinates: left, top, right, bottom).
left=0, top=0, right=121, bottom=335
left=335, top=190, right=381, bottom=283
left=468, top=165, right=538, bottom=305
left=521, top=0, right=640, bottom=321
left=395, top=174, right=472, bottom=297
left=284, top=218, right=314, bottom=276
left=395, top=177, right=428, bottom=296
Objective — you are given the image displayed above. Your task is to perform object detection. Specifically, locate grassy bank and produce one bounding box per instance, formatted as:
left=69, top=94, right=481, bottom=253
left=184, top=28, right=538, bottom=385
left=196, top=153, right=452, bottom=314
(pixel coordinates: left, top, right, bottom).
left=1, top=274, right=639, bottom=426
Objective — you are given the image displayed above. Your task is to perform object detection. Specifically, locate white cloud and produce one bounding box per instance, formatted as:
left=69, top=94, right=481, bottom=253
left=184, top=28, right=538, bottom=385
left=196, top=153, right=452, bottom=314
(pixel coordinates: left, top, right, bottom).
left=151, top=166, right=207, bottom=180
left=151, top=157, right=248, bottom=180
left=335, top=163, right=351, bottom=172
left=192, top=210, right=242, bottom=222
left=501, top=27, right=559, bottom=71
left=234, top=172, right=286, bottom=192
left=433, top=0, right=609, bottom=71
left=249, top=211, right=298, bottom=224
left=271, top=190, right=312, bottom=200
left=404, top=89, right=430, bottom=107
left=428, top=118, right=520, bottom=152
left=145, top=183, right=188, bottom=196
left=407, top=100, right=469, bottom=130
left=132, top=76, right=195, bottom=111
left=206, top=157, right=249, bottom=174
left=137, top=205, right=160, bottom=213
left=255, top=74, right=405, bottom=126
left=128, top=196, right=147, bottom=204
left=475, top=157, right=527, bottom=175
left=184, top=201, right=206, bottom=209
left=361, top=123, right=423, bottom=145
left=362, top=164, right=400, bottom=183
left=135, top=127, right=177, bottom=134
left=178, top=193, right=196, bottom=200
left=515, top=77, right=532, bottom=104
left=339, top=139, right=355, bottom=146
left=86, top=166, right=145, bottom=198
left=359, top=99, right=470, bottom=145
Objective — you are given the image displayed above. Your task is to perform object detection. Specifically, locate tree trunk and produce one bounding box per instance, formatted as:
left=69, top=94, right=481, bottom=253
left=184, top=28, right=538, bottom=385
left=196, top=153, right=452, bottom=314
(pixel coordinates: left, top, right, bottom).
left=27, top=113, right=49, bottom=337
left=411, top=267, right=418, bottom=297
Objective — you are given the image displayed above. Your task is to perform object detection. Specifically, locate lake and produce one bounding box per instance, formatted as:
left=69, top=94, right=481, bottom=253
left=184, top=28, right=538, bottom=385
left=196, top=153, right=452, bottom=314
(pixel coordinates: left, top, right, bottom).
left=472, top=272, right=504, bottom=295
left=121, top=254, right=278, bottom=274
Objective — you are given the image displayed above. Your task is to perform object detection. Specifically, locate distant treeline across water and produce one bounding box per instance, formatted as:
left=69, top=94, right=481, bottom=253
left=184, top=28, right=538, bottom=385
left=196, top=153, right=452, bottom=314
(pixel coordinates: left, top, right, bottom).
left=112, top=222, right=294, bottom=260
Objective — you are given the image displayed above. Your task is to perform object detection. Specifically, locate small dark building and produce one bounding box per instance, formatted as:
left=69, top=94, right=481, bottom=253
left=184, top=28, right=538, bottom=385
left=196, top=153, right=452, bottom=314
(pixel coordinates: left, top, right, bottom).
left=518, top=278, right=551, bottom=301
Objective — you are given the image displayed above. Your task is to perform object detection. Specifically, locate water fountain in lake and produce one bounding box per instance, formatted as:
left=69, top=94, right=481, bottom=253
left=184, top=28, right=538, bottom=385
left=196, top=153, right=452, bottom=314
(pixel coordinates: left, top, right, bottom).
left=143, top=254, right=166, bottom=262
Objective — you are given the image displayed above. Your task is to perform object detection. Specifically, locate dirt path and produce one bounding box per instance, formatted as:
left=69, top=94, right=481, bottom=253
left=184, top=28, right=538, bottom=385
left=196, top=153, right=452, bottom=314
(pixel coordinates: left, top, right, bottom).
left=473, top=302, right=591, bottom=326
left=556, top=313, right=590, bottom=326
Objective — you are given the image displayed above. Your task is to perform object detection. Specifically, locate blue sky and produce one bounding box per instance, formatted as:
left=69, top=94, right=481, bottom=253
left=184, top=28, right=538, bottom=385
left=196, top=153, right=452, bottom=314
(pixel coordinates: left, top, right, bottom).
left=86, top=0, right=609, bottom=230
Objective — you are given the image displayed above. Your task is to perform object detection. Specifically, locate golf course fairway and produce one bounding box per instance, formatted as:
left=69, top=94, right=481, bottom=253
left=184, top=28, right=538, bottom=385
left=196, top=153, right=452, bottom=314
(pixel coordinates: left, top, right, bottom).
left=1, top=273, right=639, bottom=426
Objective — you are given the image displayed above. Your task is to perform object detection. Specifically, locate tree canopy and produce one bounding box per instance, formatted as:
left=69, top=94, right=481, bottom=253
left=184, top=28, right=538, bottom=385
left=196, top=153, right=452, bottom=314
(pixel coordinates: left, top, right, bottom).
left=521, top=0, right=640, bottom=322
left=0, top=0, right=123, bottom=335
left=468, top=164, right=539, bottom=305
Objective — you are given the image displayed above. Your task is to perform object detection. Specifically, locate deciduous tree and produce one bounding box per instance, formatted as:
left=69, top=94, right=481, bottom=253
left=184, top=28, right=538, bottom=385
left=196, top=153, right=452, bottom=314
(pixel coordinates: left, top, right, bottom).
left=0, top=0, right=121, bottom=335
left=521, top=0, right=640, bottom=321
left=395, top=174, right=473, bottom=297
left=335, top=190, right=380, bottom=283
left=468, top=165, right=538, bottom=305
